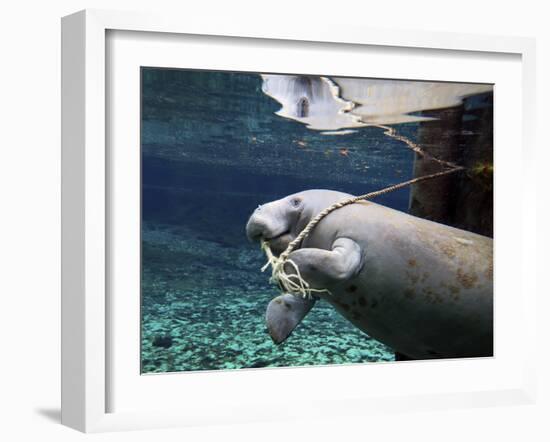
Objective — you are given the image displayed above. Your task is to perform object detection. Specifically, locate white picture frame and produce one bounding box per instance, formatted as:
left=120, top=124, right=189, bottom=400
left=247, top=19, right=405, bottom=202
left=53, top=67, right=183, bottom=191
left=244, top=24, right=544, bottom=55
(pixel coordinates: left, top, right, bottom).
left=61, top=9, right=537, bottom=433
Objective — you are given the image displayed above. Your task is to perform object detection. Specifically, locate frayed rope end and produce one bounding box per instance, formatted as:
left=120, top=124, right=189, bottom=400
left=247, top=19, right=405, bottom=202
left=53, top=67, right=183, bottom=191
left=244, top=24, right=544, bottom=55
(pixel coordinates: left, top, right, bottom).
left=260, top=240, right=330, bottom=299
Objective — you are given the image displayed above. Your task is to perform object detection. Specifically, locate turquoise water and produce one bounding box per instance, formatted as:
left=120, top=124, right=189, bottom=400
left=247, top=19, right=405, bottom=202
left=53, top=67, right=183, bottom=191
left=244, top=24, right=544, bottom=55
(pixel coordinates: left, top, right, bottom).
left=140, top=68, right=493, bottom=373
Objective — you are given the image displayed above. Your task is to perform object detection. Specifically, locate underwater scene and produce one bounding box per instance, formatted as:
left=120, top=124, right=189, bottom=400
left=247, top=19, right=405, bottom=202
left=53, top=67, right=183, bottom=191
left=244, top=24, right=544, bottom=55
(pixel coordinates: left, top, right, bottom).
left=141, top=68, right=494, bottom=373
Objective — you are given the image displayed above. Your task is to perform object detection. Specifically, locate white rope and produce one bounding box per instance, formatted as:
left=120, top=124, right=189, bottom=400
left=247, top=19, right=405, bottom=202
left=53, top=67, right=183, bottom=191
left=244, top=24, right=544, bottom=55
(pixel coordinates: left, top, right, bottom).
left=261, top=240, right=330, bottom=299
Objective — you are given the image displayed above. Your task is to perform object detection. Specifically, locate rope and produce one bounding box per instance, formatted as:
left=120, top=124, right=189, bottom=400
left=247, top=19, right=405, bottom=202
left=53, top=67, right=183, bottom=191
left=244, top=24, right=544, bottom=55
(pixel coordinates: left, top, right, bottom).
left=375, top=124, right=460, bottom=170
left=261, top=239, right=330, bottom=297
left=261, top=124, right=464, bottom=298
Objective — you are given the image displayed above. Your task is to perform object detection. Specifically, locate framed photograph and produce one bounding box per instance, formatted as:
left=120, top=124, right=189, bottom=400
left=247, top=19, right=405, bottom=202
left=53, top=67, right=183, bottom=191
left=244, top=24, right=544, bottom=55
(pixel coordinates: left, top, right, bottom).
left=61, top=9, right=537, bottom=432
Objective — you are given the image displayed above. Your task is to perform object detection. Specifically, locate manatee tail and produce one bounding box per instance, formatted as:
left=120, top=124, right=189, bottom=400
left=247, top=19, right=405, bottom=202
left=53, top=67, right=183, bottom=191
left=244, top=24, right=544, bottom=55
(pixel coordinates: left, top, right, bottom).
left=265, top=293, right=316, bottom=344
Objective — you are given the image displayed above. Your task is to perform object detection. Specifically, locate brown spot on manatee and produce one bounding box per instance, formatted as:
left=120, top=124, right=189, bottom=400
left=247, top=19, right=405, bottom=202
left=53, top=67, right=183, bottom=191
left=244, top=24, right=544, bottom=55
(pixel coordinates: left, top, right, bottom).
left=440, top=243, right=457, bottom=259
left=407, top=258, right=417, bottom=267
left=446, top=284, right=461, bottom=301
left=422, top=287, right=441, bottom=304
left=448, top=285, right=460, bottom=294
left=403, top=288, right=416, bottom=299
left=439, top=281, right=460, bottom=298
left=456, top=268, right=478, bottom=289
left=422, top=287, right=435, bottom=304
left=422, top=287, right=443, bottom=304
left=346, top=285, right=358, bottom=293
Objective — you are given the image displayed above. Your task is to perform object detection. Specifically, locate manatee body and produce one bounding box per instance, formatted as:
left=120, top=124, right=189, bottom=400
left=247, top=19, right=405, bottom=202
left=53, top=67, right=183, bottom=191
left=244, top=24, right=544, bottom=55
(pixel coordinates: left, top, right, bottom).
left=246, top=189, right=493, bottom=359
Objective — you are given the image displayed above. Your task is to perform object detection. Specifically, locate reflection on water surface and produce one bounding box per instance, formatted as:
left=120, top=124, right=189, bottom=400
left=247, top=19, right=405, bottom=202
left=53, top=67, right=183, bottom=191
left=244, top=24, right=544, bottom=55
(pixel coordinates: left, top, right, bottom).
left=262, top=74, right=492, bottom=130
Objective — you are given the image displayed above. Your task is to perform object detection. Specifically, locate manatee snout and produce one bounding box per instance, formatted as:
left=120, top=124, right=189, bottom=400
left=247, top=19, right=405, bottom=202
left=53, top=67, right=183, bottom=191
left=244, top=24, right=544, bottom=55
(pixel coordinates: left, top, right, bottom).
left=246, top=211, right=284, bottom=243
left=246, top=204, right=289, bottom=241
left=245, top=212, right=268, bottom=242
left=246, top=203, right=296, bottom=255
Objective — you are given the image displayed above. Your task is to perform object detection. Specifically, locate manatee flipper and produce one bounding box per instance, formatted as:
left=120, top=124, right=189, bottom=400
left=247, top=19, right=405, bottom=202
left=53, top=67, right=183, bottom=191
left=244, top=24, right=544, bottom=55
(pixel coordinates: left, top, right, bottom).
left=265, top=293, right=316, bottom=344
left=284, top=237, right=363, bottom=288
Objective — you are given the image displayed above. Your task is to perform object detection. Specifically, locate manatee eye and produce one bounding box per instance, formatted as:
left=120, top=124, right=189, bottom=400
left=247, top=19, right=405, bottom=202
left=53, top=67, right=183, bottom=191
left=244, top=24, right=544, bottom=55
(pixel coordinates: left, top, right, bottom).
left=290, top=197, right=302, bottom=208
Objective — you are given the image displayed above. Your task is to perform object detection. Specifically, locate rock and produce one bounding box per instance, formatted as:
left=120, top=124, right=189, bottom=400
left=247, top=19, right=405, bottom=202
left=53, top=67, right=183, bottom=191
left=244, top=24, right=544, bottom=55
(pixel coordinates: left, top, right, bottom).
left=152, top=334, right=173, bottom=349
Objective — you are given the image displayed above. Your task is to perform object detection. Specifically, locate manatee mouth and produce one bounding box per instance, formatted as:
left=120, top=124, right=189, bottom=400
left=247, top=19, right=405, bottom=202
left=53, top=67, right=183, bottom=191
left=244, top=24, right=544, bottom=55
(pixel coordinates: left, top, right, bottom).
left=265, top=229, right=291, bottom=242
left=264, top=230, right=294, bottom=255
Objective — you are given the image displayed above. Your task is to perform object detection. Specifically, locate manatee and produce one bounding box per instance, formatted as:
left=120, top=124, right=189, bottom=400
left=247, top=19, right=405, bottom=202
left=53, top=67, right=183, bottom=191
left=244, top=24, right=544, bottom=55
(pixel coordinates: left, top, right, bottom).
left=246, top=189, right=493, bottom=359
